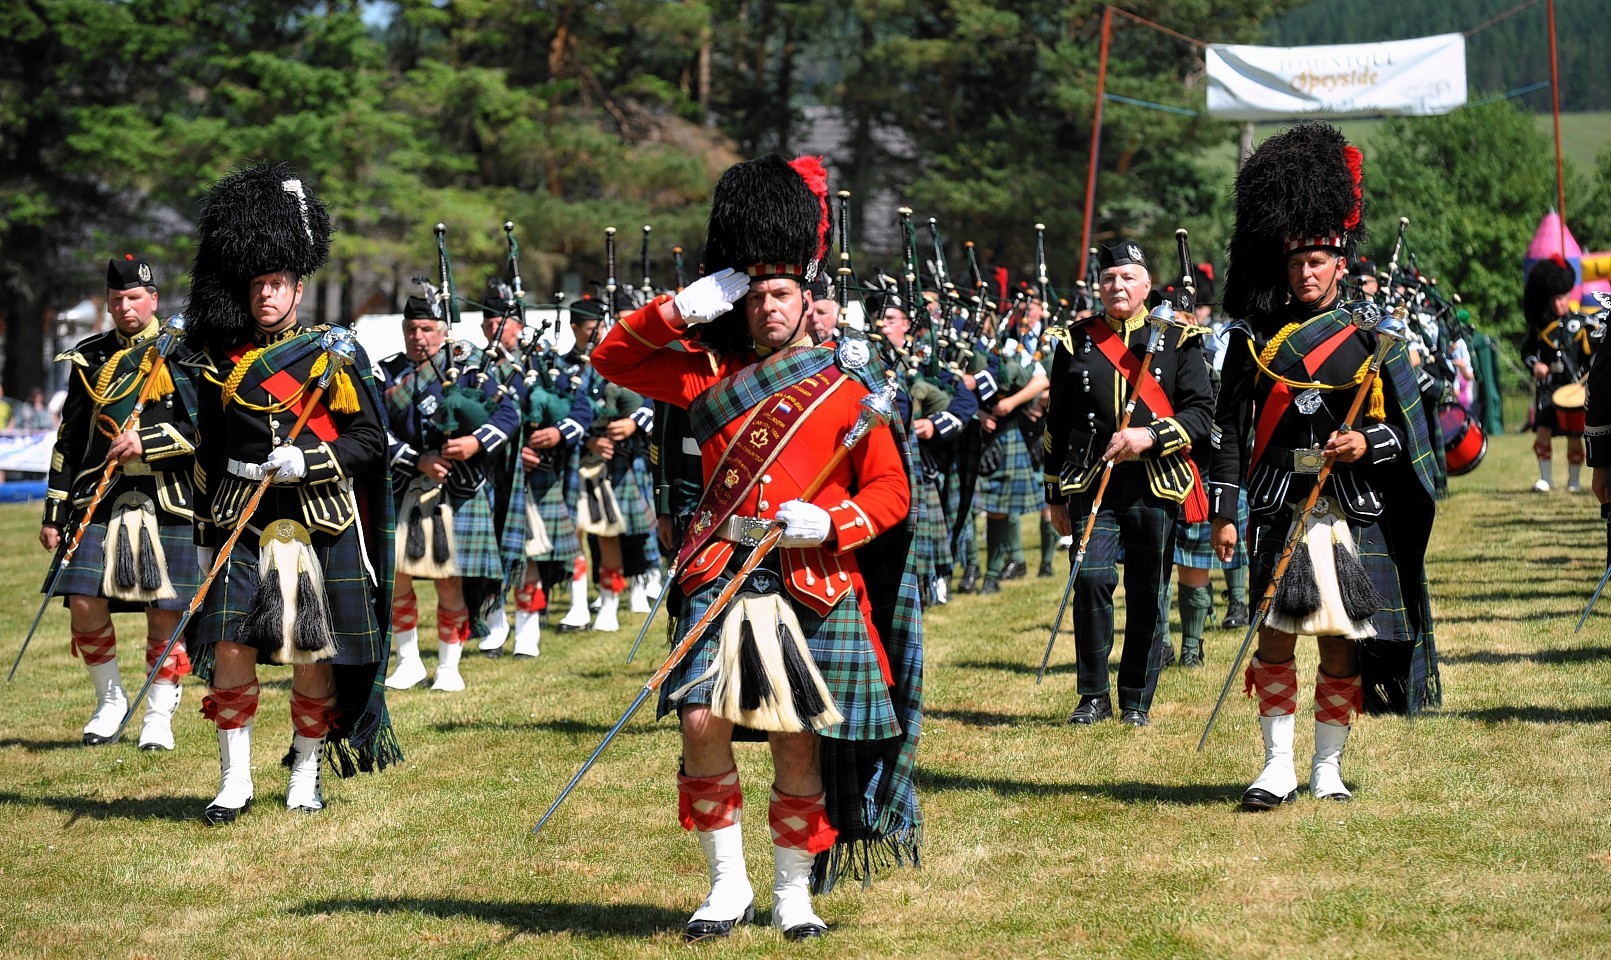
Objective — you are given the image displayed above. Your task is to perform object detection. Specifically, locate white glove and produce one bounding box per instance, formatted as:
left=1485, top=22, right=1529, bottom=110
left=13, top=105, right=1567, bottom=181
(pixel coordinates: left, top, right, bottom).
left=263, top=444, right=307, bottom=483
left=775, top=499, right=831, bottom=549
left=673, top=268, right=750, bottom=325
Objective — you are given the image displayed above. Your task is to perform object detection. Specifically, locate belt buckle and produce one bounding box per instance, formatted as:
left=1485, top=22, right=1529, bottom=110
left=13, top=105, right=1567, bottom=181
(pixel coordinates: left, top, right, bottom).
left=1292, top=449, right=1325, bottom=475
left=722, top=516, right=774, bottom=547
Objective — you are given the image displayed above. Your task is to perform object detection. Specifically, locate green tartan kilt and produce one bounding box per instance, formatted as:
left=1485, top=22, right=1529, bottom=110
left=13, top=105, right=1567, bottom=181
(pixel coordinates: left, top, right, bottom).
left=586, top=451, right=657, bottom=539
left=188, top=514, right=385, bottom=666
left=527, top=465, right=581, bottom=565
left=913, top=478, right=952, bottom=580
left=1248, top=511, right=1406, bottom=643
left=977, top=425, right=1040, bottom=516
left=657, top=564, right=900, bottom=743
left=47, top=516, right=201, bottom=613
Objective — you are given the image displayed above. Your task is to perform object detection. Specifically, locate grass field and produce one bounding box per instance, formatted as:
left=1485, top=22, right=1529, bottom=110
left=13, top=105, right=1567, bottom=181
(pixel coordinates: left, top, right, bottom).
left=2, top=429, right=1610, bottom=959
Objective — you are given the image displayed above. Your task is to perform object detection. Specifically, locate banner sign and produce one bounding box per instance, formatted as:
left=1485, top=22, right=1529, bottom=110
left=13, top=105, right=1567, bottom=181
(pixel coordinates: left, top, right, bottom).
left=1206, top=34, right=1467, bottom=121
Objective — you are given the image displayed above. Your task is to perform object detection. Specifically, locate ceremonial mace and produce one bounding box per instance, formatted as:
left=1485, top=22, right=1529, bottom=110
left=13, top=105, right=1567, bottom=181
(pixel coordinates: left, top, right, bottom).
left=1197, top=266, right=1411, bottom=749
left=1036, top=230, right=1194, bottom=684
left=115, top=328, right=360, bottom=739
left=534, top=384, right=897, bottom=834
left=10, top=313, right=188, bottom=682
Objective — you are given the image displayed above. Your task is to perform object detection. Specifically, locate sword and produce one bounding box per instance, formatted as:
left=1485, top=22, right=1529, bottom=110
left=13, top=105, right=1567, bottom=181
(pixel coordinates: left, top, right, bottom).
left=625, top=562, right=677, bottom=664
left=1198, top=309, right=1406, bottom=750
left=10, top=312, right=188, bottom=682
left=1576, top=502, right=1611, bottom=633
left=115, top=327, right=360, bottom=738
left=533, top=383, right=897, bottom=834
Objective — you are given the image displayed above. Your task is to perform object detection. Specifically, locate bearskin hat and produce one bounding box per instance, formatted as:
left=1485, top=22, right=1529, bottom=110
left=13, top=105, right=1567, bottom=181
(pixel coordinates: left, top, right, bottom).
left=186, top=161, right=331, bottom=351
left=1524, top=255, right=1577, bottom=326
left=694, top=154, right=832, bottom=353
left=1223, top=122, right=1365, bottom=318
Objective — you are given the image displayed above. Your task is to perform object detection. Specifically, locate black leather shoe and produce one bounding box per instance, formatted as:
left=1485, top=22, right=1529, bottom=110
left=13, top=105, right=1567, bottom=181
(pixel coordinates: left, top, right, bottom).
left=783, top=922, right=827, bottom=941
left=82, top=731, right=120, bottom=746
left=1221, top=599, right=1249, bottom=629
left=1156, top=641, right=1176, bottom=668
left=1068, top=694, right=1113, bottom=725
left=684, top=903, right=755, bottom=942
left=1120, top=709, right=1150, bottom=727
left=957, top=565, right=980, bottom=594
left=1037, top=563, right=1055, bottom=578
left=480, top=649, right=502, bottom=659
left=202, top=798, right=252, bottom=826
left=1002, top=561, right=1028, bottom=580
left=1181, top=646, right=1204, bottom=668
left=1240, top=787, right=1298, bottom=811
left=979, top=578, right=1001, bottom=595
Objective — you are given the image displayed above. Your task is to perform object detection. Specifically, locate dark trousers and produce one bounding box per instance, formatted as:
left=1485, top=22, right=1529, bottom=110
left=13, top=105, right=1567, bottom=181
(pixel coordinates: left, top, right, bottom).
left=1070, top=479, right=1179, bottom=712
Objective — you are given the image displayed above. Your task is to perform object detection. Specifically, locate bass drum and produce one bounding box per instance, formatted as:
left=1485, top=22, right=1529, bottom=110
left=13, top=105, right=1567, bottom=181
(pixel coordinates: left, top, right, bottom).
left=1438, top=402, right=1488, bottom=477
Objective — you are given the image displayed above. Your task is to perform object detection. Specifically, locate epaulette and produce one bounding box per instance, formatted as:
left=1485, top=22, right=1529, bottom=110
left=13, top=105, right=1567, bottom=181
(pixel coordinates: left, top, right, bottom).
left=54, top=348, right=90, bottom=367
left=1220, top=318, right=1255, bottom=340
left=177, top=350, right=221, bottom=375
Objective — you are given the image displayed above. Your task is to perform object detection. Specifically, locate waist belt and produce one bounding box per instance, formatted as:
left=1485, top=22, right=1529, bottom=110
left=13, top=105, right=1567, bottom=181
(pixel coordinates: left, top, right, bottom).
left=226, top=458, right=268, bottom=481
left=717, top=515, right=781, bottom=547
left=1263, top=446, right=1327, bottom=475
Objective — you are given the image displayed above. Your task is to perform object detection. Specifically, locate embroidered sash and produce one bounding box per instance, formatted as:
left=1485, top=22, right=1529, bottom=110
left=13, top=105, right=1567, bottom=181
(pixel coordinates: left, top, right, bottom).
left=677, top=367, right=847, bottom=569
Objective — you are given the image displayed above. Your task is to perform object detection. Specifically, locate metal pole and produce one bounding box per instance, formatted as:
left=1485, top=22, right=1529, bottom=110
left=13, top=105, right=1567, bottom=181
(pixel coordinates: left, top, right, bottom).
left=1077, top=5, right=1114, bottom=285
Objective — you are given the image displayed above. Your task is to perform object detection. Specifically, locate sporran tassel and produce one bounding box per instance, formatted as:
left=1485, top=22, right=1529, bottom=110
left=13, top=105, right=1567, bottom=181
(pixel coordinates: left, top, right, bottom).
left=405, top=507, right=425, bottom=561
left=737, top=618, right=771, bottom=712
left=112, top=516, right=138, bottom=590
left=137, top=524, right=162, bottom=591
left=293, top=556, right=334, bottom=653
left=431, top=508, right=450, bottom=564
left=233, top=550, right=286, bottom=657
left=1273, top=542, right=1321, bottom=620
left=1333, top=537, right=1382, bottom=623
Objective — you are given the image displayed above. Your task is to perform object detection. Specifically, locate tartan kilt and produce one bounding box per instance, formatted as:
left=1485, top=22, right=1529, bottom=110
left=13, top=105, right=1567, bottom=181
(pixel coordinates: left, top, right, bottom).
left=977, top=424, right=1040, bottom=515
left=913, top=477, right=952, bottom=581
left=498, top=471, right=531, bottom=578
left=394, top=483, right=504, bottom=582
left=656, top=564, right=900, bottom=743
left=1173, top=492, right=1247, bottom=570
left=188, top=515, right=385, bottom=666
left=608, top=452, right=658, bottom=539
left=1247, top=512, right=1408, bottom=643
left=47, top=516, right=201, bottom=613
left=528, top=465, right=581, bottom=565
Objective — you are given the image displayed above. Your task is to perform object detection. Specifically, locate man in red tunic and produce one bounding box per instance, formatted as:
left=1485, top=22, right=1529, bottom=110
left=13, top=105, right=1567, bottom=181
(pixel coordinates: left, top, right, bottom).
left=593, top=154, right=922, bottom=941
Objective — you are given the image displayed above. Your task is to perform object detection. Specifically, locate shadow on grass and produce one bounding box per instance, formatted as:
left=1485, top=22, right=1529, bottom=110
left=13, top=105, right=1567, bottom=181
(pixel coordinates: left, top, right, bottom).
left=0, top=737, right=86, bottom=753
left=925, top=708, right=1040, bottom=727
left=291, top=896, right=684, bottom=938
left=431, top=718, right=663, bottom=737
left=951, top=658, right=1076, bottom=677
left=914, top=768, right=1243, bottom=806
left=1457, top=705, right=1611, bottom=724
left=1441, top=646, right=1611, bottom=665
left=0, top=789, right=196, bottom=823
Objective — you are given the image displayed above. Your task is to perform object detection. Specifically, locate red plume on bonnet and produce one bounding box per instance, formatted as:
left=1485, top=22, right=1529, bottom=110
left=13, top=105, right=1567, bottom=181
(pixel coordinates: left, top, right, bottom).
left=787, top=155, right=830, bottom=263
left=1343, top=145, right=1364, bottom=231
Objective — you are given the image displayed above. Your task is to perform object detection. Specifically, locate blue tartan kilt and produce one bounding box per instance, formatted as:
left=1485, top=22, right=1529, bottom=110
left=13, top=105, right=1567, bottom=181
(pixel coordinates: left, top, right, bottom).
left=913, top=478, right=952, bottom=580
left=46, top=516, right=202, bottom=613
left=188, top=517, right=385, bottom=666
left=1173, top=492, right=1248, bottom=570
left=608, top=453, right=657, bottom=539
left=499, top=472, right=530, bottom=577
left=656, top=568, right=900, bottom=743
left=977, top=425, right=1040, bottom=516
left=527, top=466, right=581, bottom=565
